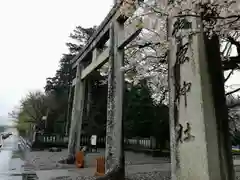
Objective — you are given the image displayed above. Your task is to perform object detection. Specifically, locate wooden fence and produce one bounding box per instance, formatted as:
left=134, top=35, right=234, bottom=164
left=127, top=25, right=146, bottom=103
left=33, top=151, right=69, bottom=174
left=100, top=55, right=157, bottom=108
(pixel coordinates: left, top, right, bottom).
left=33, top=133, right=158, bottom=150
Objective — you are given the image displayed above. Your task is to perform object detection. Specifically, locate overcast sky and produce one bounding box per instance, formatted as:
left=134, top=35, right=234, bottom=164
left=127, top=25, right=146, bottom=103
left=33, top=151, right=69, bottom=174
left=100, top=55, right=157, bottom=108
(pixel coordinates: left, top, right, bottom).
left=0, top=0, right=113, bottom=123
left=0, top=0, right=239, bottom=125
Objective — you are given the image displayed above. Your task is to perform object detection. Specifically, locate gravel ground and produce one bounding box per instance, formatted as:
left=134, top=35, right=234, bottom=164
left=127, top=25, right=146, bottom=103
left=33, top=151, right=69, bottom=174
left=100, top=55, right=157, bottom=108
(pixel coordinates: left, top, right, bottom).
left=49, top=171, right=171, bottom=180
left=49, top=173, right=240, bottom=180
left=23, top=149, right=170, bottom=179
left=24, top=149, right=240, bottom=180
left=23, top=149, right=169, bottom=171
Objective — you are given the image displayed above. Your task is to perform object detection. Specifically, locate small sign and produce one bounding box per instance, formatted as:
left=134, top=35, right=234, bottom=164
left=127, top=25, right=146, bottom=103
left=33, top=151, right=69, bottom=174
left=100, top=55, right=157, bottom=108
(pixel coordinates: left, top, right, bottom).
left=91, top=135, right=97, bottom=146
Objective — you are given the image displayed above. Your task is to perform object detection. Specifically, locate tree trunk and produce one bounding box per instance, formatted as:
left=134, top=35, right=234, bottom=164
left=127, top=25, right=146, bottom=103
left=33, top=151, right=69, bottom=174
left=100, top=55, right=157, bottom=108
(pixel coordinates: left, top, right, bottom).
left=204, top=34, right=234, bottom=180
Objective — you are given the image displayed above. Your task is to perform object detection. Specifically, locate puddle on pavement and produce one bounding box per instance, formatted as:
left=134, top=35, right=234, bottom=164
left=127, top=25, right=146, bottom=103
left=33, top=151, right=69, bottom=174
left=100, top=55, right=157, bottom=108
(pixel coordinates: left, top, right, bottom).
left=2, top=166, right=38, bottom=180
left=3, top=173, right=38, bottom=180
left=6, top=159, right=38, bottom=180
left=0, top=130, right=38, bottom=180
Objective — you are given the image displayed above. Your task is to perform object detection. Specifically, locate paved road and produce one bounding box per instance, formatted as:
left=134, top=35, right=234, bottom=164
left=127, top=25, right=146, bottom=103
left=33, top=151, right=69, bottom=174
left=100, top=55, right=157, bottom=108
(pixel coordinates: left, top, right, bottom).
left=0, top=128, right=31, bottom=180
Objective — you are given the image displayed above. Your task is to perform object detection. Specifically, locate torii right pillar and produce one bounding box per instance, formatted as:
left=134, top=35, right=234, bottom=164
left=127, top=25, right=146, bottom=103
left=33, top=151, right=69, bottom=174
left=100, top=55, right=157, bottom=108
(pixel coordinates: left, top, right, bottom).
left=168, top=17, right=234, bottom=180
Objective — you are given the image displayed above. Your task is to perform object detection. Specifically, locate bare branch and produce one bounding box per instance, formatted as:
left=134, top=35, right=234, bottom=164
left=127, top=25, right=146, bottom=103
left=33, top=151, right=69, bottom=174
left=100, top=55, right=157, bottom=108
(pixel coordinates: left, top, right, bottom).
left=224, top=69, right=234, bottom=82
left=227, top=36, right=240, bottom=55
left=222, top=56, right=240, bottom=70
left=226, top=87, right=240, bottom=96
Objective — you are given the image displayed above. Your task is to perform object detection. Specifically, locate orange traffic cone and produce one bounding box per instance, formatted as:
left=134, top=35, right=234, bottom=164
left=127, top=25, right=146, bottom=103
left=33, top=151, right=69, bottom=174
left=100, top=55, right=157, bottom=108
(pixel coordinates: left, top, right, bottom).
left=75, top=151, right=84, bottom=168
left=95, top=156, right=105, bottom=176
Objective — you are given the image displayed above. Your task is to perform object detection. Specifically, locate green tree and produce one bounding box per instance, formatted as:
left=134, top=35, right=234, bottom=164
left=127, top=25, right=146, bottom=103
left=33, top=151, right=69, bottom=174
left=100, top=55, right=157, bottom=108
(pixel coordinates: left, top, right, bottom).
left=11, top=91, right=49, bottom=137
left=81, top=71, right=108, bottom=136
left=124, top=80, right=169, bottom=150
left=44, top=26, right=97, bottom=133
left=66, top=26, right=96, bottom=55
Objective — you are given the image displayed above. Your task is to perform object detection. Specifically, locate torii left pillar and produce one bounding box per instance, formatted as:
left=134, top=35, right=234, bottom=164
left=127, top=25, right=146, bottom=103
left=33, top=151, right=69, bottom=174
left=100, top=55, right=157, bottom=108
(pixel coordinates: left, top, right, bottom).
left=67, top=64, right=86, bottom=161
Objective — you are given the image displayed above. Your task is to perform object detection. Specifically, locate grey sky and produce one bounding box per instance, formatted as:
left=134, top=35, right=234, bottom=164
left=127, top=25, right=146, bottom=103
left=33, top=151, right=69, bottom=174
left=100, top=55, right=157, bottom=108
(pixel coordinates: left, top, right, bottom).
left=0, top=0, right=113, bottom=121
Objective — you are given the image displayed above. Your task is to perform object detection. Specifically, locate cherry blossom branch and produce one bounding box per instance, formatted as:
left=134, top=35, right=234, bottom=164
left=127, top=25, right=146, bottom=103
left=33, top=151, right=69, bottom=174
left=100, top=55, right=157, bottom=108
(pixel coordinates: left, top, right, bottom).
left=137, top=0, right=240, bottom=20
left=126, top=41, right=160, bottom=49
left=159, top=89, right=168, bottom=104
left=227, top=36, right=240, bottom=55
left=173, top=14, right=240, bottom=20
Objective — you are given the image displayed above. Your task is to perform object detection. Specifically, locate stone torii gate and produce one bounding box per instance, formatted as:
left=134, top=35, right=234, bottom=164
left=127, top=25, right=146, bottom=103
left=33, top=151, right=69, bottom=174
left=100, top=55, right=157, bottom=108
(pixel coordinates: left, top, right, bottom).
left=66, top=0, right=234, bottom=179
left=67, top=1, right=142, bottom=175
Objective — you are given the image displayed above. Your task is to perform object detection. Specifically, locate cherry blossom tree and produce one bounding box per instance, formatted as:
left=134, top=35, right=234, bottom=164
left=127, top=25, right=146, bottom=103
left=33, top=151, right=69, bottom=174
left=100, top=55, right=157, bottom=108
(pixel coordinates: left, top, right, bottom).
left=120, top=0, right=240, bottom=104
left=95, top=1, right=239, bottom=179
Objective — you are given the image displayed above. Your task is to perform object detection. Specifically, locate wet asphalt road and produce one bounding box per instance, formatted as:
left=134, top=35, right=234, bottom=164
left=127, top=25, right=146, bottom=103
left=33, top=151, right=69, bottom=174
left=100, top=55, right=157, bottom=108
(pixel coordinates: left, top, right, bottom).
left=0, top=128, right=29, bottom=180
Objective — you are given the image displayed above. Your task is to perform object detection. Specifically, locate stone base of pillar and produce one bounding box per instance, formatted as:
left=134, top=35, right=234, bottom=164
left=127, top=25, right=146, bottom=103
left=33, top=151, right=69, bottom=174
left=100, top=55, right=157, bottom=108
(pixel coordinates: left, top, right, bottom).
left=95, top=166, right=124, bottom=180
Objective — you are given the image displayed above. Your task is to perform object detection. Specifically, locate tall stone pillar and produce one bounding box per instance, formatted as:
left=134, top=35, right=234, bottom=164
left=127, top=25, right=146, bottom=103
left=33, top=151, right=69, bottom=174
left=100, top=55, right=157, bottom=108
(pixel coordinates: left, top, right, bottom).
left=75, top=79, right=86, bottom=152
left=67, top=64, right=86, bottom=159
left=168, top=17, right=234, bottom=180
left=105, top=22, right=116, bottom=171
left=86, top=78, right=93, bottom=121
left=65, top=85, right=73, bottom=136
left=105, top=20, right=125, bottom=177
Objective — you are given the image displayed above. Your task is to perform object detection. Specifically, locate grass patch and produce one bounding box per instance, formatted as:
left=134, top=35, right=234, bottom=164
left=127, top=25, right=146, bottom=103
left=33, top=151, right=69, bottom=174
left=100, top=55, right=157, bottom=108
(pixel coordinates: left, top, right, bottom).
left=232, top=149, right=240, bottom=155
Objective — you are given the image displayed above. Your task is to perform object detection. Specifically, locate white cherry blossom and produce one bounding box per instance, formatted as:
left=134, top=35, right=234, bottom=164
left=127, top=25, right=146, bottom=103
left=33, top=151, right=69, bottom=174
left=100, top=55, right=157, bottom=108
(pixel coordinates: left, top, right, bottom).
left=120, top=0, right=240, bottom=104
